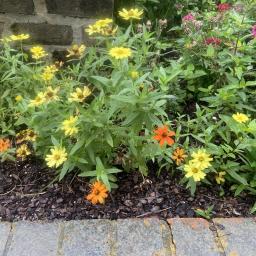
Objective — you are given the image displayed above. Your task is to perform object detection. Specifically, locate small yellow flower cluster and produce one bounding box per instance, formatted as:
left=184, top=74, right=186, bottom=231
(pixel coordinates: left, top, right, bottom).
left=215, top=171, right=226, bottom=184
left=16, top=144, right=31, bottom=160
left=30, top=46, right=48, bottom=60
left=9, top=34, right=30, bottom=41
left=68, top=86, right=91, bottom=103
left=66, top=44, right=86, bottom=58
left=130, top=71, right=139, bottom=79
left=41, top=65, right=58, bottom=82
left=16, top=129, right=37, bottom=144
left=1, top=34, right=30, bottom=43
left=61, top=116, right=79, bottom=137
left=232, top=113, right=249, bottom=123
left=119, top=8, right=143, bottom=21
left=85, top=18, right=117, bottom=36
left=45, top=146, right=67, bottom=168
left=15, top=95, right=23, bottom=102
left=184, top=149, right=213, bottom=182
left=109, top=47, right=132, bottom=60
left=29, top=86, right=59, bottom=107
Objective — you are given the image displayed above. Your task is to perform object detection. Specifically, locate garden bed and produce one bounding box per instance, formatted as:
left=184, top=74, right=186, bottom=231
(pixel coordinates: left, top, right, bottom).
left=0, top=160, right=254, bottom=222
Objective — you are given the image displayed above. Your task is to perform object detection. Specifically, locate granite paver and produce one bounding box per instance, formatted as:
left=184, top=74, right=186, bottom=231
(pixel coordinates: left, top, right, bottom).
left=0, top=222, right=11, bottom=255
left=7, top=221, right=60, bottom=256
left=116, top=218, right=173, bottom=256
left=214, top=218, right=256, bottom=256
left=61, top=220, right=115, bottom=256
left=168, top=218, right=222, bottom=256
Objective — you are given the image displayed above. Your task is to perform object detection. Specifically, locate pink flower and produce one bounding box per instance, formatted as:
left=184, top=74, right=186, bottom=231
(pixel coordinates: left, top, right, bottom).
left=182, top=13, right=195, bottom=22
left=205, top=37, right=222, bottom=45
left=252, top=25, right=256, bottom=38
left=217, top=3, right=231, bottom=12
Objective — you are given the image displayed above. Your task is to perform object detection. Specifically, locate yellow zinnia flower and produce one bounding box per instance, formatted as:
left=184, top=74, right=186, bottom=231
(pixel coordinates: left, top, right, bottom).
left=61, top=116, right=79, bottom=136
left=41, top=65, right=58, bottom=81
left=215, top=171, right=226, bottom=184
left=191, top=149, right=213, bottom=169
left=85, top=24, right=101, bottom=35
left=43, top=86, right=59, bottom=102
left=184, top=161, right=206, bottom=182
left=109, top=47, right=132, bottom=59
left=85, top=19, right=116, bottom=36
left=16, top=144, right=31, bottom=160
left=29, top=92, right=46, bottom=107
left=119, top=8, right=143, bottom=21
left=68, top=86, right=91, bottom=102
left=30, top=46, right=48, bottom=60
left=45, top=146, right=67, bottom=168
left=95, top=18, right=113, bottom=28
left=15, top=95, right=23, bottom=102
left=9, top=34, right=30, bottom=41
left=66, top=44, right=86, bottom=58
left=232, top=113, right=249, bottom=123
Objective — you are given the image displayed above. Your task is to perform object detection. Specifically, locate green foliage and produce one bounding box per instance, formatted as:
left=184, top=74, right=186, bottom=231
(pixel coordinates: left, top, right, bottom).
left=1, top=0, right=256, bottom=204
left=194, top=205, right=214, bottom=219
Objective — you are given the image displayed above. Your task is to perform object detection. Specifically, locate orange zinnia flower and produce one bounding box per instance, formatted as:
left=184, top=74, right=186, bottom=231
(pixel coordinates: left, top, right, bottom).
left=86, top=181, right=109, bottom=205
left=171, top=147, right=187, bottom=165
left=153, top=125, right=175, bottom=147
left=0, top=138, right=11, bottom=153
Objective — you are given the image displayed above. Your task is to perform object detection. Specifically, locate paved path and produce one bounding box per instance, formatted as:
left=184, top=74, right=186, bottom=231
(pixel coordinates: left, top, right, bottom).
left=0, top=218, right=256, bottom=256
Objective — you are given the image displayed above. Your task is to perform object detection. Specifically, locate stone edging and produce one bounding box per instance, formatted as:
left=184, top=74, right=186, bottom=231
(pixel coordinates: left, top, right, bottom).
left=1, top=218, right=256, bottom=255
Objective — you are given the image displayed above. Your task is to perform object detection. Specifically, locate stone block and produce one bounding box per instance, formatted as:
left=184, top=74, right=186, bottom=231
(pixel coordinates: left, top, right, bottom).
left=168, top=218, right=221, bottom=256
left=214, top=218, right=256, bottom=256
left=0, top=22, right=4, bottom=37
left=0, top=0, right=34, bottom=15
left=45, top=0, right=113, bottom=18
left=62, top=220, right=115, bottom=256
left=116, top=218, right=173, bottom=256
left=0, top=222, right=11, bottom=255
left=11, top=23, right=73, bottom=45
left=7, top=221, right=60, bottom=256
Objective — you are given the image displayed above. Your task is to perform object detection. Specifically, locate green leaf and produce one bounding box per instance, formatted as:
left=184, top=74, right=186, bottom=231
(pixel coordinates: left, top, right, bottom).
left=70, top=138, right=85, bottom=155
left=105, top=131, right=113, bottom=147
left=79, top=170, right=97, bottom=177
left=226, top=169, right=248, bottom=185
left=206, top=45, right=215, bottom=57
left=250, top=202, right=256, bottom=214
left=51, top=136, right=59, bottom=147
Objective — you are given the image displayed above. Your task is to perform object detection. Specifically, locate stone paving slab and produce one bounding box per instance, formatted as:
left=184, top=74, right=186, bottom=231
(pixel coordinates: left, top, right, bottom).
left=116, top=218, right=173, bottom=256
left=0, top=222, right=11, bottom=255
left=167, top=218, right=221, bottom=256
left=214, top=218, right=256, bottom=256
left=61, top=220, right=115, bottom=256
left=7, top=221, right=61, bottom=256
left=0, top=218, right=256, bottom=256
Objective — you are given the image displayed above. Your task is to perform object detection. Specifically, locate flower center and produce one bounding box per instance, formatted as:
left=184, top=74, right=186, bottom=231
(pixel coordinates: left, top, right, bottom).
left=162, top=132, right=168, bottom=138
left=192, top=168, right=199, bottom=174
left=54, top=154, right=61, bottom=161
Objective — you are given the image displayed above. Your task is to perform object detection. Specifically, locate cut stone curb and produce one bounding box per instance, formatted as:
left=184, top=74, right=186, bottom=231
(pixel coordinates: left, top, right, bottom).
left=1, top=218, right=256, bottom=256
left=167, top=218, right=222, bottom=256
left=0, top=222, right=11, bottom=255
left=214, top=218, right=256, bottom=256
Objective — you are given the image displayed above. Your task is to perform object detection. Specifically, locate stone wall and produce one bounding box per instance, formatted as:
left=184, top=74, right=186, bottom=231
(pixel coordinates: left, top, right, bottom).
left=0, top=0, right=113, bottom=52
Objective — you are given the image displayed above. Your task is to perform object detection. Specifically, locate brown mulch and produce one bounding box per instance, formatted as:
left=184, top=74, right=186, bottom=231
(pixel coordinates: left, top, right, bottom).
left=0, top=160, right=255, bottom=222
